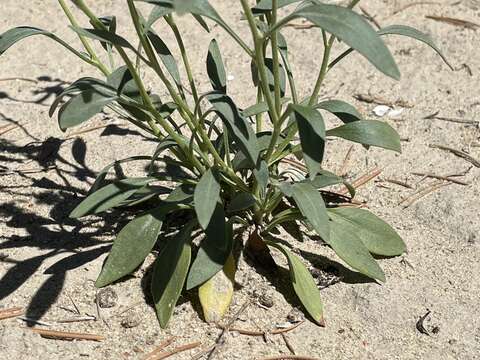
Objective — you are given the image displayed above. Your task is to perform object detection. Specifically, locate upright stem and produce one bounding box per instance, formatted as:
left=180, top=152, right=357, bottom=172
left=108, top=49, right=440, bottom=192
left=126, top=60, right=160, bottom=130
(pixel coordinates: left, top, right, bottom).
left=241, top=0, right=278, bottom=126
left=165, top=15, right=202, bottom=116
left=58, top=0, right=110, bottom=76
left=271, top=0, right=281, bottom=115
left=309, top=31, right=334, bottom=106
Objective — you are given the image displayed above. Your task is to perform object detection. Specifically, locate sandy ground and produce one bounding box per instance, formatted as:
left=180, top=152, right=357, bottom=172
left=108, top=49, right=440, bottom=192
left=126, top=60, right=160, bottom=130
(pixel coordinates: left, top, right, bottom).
left=1, top=1, right=479, bottom=359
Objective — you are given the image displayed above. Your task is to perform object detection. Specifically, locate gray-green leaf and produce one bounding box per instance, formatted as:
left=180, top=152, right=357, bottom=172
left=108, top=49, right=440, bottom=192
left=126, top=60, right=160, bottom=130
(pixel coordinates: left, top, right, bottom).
left=274, top=4, right=400, bottom=79
left=147, top=30, right=182, bottom=86
left=328, top=208, right=406, bottom=256
left=266, top=241, right=324, bottom=326
left=328, top=218, right=386, bottom=282
left=70, top=177, right=155, bottom=218
left=152, top=220, right=194, bottom=328
left=315, top=100, right=363, bottom=124
left=279, top=182, right=330, bottom=242
left=58, top=89, right=117, bottom=131
left=194, top=169, right=221, bottom=229
left=207, top=39, right=227, bottom=93
left=227, top=192, right=256, bottom=213
left=95, top=203, right=179, bottom=288
left=207, top=93, right=260, bottom=166
left=186, top=205, right=231, bottom=289
left=291, top=104, right=326, bottom=178
left=326, top=120, right=401, bottom=153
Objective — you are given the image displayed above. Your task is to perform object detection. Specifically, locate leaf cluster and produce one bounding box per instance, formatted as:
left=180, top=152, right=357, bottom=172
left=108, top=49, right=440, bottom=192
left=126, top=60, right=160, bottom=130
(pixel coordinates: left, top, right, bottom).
left=0, top=0, right=450, bottom=327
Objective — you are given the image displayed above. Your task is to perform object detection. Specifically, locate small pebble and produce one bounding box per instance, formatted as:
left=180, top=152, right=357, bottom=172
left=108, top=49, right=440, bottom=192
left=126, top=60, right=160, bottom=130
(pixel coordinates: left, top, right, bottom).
left=121, top=313, right=141, bottom=328
left=258, top=292, right=275, bottom=308
left=286, top=307, right=305, bottom=323
left=96, top=288, right=118, bottom=308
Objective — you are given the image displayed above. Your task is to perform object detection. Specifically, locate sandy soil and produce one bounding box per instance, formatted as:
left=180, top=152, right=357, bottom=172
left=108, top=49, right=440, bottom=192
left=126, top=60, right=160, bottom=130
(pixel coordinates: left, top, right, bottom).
left=1, top=1, right=479, bottom=359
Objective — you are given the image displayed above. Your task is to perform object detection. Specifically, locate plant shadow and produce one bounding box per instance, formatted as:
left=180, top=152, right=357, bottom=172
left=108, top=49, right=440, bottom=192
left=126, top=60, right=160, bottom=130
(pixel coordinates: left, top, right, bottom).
left=0, top=83, right=159, bottom=325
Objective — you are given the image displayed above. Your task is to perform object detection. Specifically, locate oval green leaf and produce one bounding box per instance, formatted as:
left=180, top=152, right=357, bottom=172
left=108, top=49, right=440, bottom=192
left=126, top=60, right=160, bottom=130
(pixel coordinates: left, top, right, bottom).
left=274, top=4, right=400, bottom=80
left=328, top=208, right=406, bottom=256
left=328, top=217, right=386, bottom=282
left=279, top=182, right=330, bottom=242
left=70, top=177, right=156, bottom=218
left=315, top=100, right=363, bottom=124
left=326, top=120, right=401, bottom=153
left=266, top=241, right=324, bottom=326
left=207, top=39, right=227, bottom=93
left=152, top=220, right=194, bottom=328
left=58, top=89, right=117, bottom=131
left=194, top=169, right=221, bottom=229
left=291, top=104, right=326, bottom=179
left=95, top=204, right=178, bottom=288
left=186, top=206, right=231, bottom=290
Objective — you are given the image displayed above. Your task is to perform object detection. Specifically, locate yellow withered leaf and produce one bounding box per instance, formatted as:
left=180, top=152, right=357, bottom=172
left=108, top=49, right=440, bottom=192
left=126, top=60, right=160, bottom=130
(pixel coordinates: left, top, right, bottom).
left=198, top=254, right=235, bottom=323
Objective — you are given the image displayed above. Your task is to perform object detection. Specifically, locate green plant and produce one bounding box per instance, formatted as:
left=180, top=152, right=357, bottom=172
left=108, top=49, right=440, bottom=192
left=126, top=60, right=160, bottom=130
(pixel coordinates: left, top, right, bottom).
left=0, top=0, right=451, bottom=327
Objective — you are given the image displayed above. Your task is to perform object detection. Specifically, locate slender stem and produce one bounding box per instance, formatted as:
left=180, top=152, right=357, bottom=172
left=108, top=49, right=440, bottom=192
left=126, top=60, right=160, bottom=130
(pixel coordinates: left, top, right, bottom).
left=271, top=0, right=281, bottom=115
left=241, top=0, right=278, bottom=126
left=264, top=105, right=293, bottom=162
left=256, top=86, right=264, bottom=133
left=309, top=31, right=335, bottom=106
left=165, top=15, right=201, bottom=113
left=307, top=0, right=361, bottom=104
left=74, top=0, right=204, bottom=172
left=57, top=0, right=110, bottom=76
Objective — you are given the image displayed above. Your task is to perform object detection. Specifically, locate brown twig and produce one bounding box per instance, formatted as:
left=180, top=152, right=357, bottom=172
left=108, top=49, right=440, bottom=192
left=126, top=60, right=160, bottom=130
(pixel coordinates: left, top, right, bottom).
left=0, top=307, right=24, bottom=320
left=339, top=167, right=382, bottom=195
left=66, top=294, right=81, bottom=315
left=429, top=144, right=480, bottom=168
left=339, top=145, right=354, bottom=176
left=423, top=111, right=478, bottom=126
left=0, top=165, right=57, bottom=176
left=28, top=328, right=105, bottom=341
left=217, top=320, right=304, bottom=337
left=190, top=344, right=216, bottom=360
left=411, top=172, right=469, bottom=186
left=399, top=182, right=451, bottom=208
left=0, top=123, right=22, bottom=136
left=281, top=333, right=296, bottom=355
left=207, top=300, right=251, bottom=359
left=142, top=337, right=176, bottom=360
left=426, top=15, right=480, bottom=29
left=56, top=315, right=96, bottom=323
left=383, top=178, right=414, bottom=189
left=258, top=356, right=320, bottom=360
left=354, top=94, right=413, bottom=108
left=150, top=341, right=201, bottom=360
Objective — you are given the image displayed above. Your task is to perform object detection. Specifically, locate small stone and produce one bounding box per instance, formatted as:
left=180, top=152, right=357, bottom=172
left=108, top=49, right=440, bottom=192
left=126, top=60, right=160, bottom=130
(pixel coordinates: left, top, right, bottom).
left=286, top=307, right=305, bottom=323
left=96, top=288, right=118, bottom=308
left=258, top=292, right=275, bottom=308
left=121, top=312, right=141, bottom=328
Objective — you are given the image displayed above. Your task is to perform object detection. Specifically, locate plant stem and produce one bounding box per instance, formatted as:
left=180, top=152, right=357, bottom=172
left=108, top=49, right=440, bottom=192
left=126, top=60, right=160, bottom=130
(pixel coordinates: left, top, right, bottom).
left=74, top=0, right=204, bottom=172
left=241, top=0, right=279, bottom=126
left=271, top=0, right=281, bottom=115
left=165, top=15, right=201, bottom=115
left=309, top=31, right=334, bottom=106
left=57, top=0, right=110, bottom=76
left=256, top=86, right=264, bottom=132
